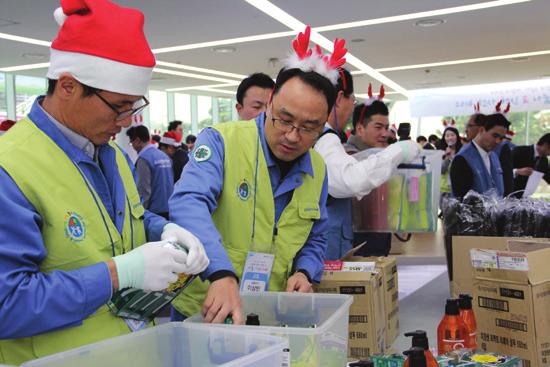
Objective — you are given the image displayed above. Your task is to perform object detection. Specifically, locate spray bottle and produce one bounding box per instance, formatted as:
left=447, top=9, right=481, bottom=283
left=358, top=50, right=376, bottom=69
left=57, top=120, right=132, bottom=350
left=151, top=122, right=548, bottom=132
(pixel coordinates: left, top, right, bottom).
left=458, top=294, right=477, bottom=349
left=437, top=299, right=468, bottom=354
left=403, top=347, right=427, bottom=367
left=403, top=330, right=438, bottom=367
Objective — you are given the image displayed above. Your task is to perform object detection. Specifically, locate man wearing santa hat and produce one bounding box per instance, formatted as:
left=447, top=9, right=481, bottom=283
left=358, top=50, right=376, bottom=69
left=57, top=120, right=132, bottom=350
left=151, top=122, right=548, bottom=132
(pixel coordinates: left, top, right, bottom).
left=159, top=130, right=189, bottom=182
left=0, top=1, right=208, bottom=364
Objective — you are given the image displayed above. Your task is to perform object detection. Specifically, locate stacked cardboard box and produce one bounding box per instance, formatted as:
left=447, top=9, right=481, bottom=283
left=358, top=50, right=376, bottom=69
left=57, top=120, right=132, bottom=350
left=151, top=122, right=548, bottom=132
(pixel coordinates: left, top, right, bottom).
left=471, top=239, right=550, bottom=367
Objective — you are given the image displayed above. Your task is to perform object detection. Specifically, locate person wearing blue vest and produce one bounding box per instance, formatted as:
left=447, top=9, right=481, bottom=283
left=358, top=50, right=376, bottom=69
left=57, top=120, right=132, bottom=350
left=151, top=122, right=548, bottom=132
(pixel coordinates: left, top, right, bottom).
left=127, top=125, right=174, bottom=219
left=0, top=1, right=208, bottom=364
left=314, top=73, right=420, bottom=260
left=450, top=113, right=510, bottom=199
left=169, top=26, right=342, bottom=325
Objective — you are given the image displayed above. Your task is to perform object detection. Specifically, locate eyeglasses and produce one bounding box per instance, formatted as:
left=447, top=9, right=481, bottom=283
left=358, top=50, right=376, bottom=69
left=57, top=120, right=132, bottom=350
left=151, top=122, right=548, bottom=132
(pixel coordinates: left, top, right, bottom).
left=93, top=91, right=149, bottom=121
left=271, top=116, right=322, bottom=139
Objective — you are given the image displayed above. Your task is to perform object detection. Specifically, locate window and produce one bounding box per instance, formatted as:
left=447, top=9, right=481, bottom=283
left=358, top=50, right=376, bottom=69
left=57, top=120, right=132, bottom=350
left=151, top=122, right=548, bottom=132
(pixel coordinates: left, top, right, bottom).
left=15, top=75, right=46, bottom=120
left=0, top=73, right=6, bottom=120
left=217, top=97, right=233, bottom=123
left=148, top=90, right=167, bottom=134
left=197, top=95, right=213, bottom=131
left=174, top=93, right=192, bottom=136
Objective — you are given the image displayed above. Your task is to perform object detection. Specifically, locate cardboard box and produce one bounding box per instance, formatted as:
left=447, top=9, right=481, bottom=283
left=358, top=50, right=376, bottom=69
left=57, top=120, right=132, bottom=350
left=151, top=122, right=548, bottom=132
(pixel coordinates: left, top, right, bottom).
left=451, top=236, right=549, bottom=298
left=359, top=256, right=399, bottom=347
left=315, top=265, right=385, bottom=360
left=471, top=240, right=550, bottom=367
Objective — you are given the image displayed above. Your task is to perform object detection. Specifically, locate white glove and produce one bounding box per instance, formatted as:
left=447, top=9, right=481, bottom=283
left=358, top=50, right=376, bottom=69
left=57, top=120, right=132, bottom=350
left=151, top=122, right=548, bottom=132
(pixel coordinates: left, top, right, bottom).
left=112, top=239, right=189, bottom=291
left=161, top=223, right=210, bottom=275
left=386, top=140, right=421, bottom=163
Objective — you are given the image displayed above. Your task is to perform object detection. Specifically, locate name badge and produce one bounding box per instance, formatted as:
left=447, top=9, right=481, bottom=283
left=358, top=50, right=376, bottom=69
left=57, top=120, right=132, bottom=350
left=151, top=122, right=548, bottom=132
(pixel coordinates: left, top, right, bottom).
left=240, top=252, right=275, bottom=293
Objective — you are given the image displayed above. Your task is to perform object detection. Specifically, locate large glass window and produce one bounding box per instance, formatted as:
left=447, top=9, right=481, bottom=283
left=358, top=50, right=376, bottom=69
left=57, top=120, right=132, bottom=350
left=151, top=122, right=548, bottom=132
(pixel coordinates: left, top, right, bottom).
left=0, top=73, right=6, bottom=120
left=148, top=90, right=167, bottom=134
left=197, top=96, right=213, bottom=131
left=217, top=97, right=233, bottom=123
left=174, top=93, right=192, bottom=136
left=15, top=75, right=46, bottom=120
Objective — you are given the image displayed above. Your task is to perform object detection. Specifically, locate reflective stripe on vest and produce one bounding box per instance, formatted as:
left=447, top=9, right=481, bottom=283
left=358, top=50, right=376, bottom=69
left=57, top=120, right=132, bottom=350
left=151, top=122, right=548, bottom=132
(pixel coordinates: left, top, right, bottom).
left=172, top=120, right=326, bottom=317
left=0, top=118, right=147, bottom=365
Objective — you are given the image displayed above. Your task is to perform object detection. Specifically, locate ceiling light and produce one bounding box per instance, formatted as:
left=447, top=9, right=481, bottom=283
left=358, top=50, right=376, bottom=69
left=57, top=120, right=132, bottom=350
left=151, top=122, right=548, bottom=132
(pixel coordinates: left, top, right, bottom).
left=153, top=68, right=239, bottom=84
left=0, top=62, right=50, bottom=72
left=22, top=53, right=47, bottom=60
left=166, top=82, right=240, bottom=92
left=212, top=46, right=237, bottom=53
left=156, top=61, right=245, bottom=79
left=0, top=31, right=51, bottom=47
left=245, top=0, right=409, bottom=97
left=414, top=18, right=445, bottom=27
left=351, top=38, right=365, bottom=43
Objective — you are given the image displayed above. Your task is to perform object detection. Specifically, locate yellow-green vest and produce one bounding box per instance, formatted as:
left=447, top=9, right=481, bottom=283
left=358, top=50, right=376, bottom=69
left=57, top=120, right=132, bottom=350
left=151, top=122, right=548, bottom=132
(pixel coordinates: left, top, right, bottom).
left=0, top=118, right=147, bottom=365
left=172, top=120, right=326, bottom=317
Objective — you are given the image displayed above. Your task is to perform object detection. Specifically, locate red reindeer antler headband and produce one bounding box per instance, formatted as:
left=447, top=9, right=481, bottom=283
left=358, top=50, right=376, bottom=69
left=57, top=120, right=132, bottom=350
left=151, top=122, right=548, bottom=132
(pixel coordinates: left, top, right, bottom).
left=285, top=25, right=348, bottom=85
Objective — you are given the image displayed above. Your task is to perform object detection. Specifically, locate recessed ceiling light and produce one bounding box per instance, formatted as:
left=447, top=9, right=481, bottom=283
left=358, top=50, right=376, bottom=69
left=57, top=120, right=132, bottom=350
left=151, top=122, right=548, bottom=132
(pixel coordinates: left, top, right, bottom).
left=0, top=18, right=20, bottom=27
left=510, top=56, right=529, bottom=62
left=22, top=53, right=46, bottom=60
left=151, top=76, right=165, bottom=81
left=414, top=18, right=445, bottom=27
left=212, top=46, right=236, bottom=54
left=351, top=38, right=365, bottom=43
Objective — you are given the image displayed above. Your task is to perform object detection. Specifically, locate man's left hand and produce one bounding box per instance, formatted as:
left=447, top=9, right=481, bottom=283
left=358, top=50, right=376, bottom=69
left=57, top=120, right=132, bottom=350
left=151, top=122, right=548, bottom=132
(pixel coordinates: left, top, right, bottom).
left=286, top=272, right=313, bottom=293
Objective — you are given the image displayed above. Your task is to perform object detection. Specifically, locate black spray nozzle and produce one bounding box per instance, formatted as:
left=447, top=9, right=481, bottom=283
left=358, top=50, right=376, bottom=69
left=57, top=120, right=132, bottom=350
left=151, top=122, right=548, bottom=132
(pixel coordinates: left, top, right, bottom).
left=245, top=313, right=260, bottom=326
left=445, top=299, right=460, bottom=315
left=403, top=347, right=427, bottom=367
left=404, top=330, right=429, bottom=350
left=458, top=294, right=473, bottom=310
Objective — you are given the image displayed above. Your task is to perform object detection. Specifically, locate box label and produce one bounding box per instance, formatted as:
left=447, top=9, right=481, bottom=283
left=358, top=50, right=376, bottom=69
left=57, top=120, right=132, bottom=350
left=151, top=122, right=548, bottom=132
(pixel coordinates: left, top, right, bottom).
left=497, top=252, right=529, bottom=271
left=471, top=249, right=498, bottom=269
left=495, top=318, right=528, bottom=332
left=340, top=286, right=366, bottom=295
left=478, top=296, right=509, bottom=312
left=349, top=315, right=368, bottom=323
left=500, top=287, right=525, bottom=300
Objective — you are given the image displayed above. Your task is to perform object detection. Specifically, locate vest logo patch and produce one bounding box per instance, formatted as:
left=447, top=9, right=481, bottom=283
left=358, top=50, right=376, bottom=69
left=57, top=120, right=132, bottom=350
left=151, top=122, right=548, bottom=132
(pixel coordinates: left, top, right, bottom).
left=193, top=145, right=212, bottom=162
left=237, top=179, right=251, bottom=201
left=64, top=212, right=86, bottom=242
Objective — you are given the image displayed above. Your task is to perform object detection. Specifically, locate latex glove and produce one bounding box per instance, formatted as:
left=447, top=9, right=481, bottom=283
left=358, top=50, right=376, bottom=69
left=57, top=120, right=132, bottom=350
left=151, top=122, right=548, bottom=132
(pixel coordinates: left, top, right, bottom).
left=387, top=140, right=421, bottom=163
left=161, top=223, right=209, bottom=275
left=112, top=239, right=188, bottom=291
left=202, top=276, right=243, bottom=324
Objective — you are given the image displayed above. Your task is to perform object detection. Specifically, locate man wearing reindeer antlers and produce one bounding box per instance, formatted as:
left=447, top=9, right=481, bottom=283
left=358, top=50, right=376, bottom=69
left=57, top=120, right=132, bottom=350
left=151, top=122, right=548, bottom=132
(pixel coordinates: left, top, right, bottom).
left=169, top=26, right=341, bottom=324
left=314, top=77, right=420, bottom=260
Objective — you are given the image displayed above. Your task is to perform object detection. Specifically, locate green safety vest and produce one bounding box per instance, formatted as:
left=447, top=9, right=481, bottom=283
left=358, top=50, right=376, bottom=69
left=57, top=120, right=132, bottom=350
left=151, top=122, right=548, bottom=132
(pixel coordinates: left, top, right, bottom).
left=0, top=118, right=147, bottom=365
left=172, top=120, right=326, bottom=317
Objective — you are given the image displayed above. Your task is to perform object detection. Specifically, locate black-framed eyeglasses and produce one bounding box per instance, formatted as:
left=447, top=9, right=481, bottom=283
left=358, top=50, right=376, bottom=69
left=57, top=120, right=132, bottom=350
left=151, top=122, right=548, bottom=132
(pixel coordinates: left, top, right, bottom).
left=93, top=91, right=149, bottom=121
left=271, top=116, right=322, bottom=139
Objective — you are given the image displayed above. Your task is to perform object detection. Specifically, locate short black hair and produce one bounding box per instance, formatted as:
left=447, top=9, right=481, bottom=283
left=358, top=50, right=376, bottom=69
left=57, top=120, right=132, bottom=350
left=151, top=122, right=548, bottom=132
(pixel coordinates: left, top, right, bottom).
left=273, top=68, right=337, bottom=115
left=471, top=113, right=487, bottom=126
left=47, top=78, right=97, bottom=97
left=236, top=73, right=275, bottom=104
left=126, top=125, right=150, bottom=143
left=537, top=133, right=550, bottom=146
left=336, top=68, right=353, bottom=97
left=352, top=100, right=389, bottom=129
left=483, top=113, right=511, bottom=131
left=185, top=134, right=196, bottom=144
left=151, top=134, right=161, bottom=143
left=428, top=134, right=439, bottom=143
left=416, top=135, right=427, bottom=143
left=168, top=120, right=183, bottom=132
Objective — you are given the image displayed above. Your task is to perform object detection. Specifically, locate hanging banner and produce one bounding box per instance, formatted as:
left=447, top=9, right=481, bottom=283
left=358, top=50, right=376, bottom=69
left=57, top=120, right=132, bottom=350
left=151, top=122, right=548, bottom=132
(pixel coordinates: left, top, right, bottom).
left=409, top=79, right=550, bottom=117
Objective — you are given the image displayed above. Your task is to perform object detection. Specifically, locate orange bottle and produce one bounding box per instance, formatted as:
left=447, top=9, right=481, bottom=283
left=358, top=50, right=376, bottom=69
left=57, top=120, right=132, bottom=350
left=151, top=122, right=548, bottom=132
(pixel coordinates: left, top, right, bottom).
left=459, top=294, right=477, bottom=349
left=437, top=299, right=469, bottom=354
left=403, top=347, right=427, bottom=367
left=403, top=331, right=438, bottom=367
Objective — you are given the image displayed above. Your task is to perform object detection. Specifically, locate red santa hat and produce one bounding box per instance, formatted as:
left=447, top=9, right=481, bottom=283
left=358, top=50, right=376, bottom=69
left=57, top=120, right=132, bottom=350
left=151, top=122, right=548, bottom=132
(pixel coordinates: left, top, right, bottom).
left=160, top=131, right=182, bottom=147
left=505, top=130, right=515, bottom=140
left=389, top=123, right=398, bottom=135
left=0, top=120, right=16, bottom=136
left=47, top=0, right=155, bottom=96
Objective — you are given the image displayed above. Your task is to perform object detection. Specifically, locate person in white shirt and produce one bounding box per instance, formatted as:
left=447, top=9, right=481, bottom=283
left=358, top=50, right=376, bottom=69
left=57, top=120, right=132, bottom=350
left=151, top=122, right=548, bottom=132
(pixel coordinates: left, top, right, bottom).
left=313, top=71, right=420, bottom=259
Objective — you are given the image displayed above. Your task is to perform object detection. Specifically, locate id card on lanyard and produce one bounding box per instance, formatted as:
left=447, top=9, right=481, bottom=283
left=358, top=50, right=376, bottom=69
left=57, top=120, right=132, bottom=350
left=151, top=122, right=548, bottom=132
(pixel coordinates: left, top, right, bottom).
left=240, top=251, right=275, bottom=292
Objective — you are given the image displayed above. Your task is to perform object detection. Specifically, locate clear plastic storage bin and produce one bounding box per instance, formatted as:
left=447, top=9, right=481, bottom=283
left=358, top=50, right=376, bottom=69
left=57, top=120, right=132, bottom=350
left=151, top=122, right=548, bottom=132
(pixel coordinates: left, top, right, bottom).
left=22, top=322, right=288, bottom=367
left=186, top=292, right=353, bottom=367
left=351, top=148, right=442, bottom=233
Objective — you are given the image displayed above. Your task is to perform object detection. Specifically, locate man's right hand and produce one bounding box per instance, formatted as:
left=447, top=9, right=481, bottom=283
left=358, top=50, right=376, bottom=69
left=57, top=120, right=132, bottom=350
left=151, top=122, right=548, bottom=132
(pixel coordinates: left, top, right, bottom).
left=516, top=167, right=534, bottom=176
left=202, top=276, right=243, bottom=324
left=110, top=239, right=188, bottom=291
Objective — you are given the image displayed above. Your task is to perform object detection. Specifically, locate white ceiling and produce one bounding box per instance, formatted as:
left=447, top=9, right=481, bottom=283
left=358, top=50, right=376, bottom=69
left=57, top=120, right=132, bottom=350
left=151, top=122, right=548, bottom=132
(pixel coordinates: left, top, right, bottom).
left=1, top=0, right=549, bottom=101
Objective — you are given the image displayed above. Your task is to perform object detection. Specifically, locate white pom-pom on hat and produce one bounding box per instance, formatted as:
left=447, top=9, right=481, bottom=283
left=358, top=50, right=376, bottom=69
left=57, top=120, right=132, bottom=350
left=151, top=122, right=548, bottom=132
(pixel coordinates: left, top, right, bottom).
left=53, top=7, right=68, bottom=26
